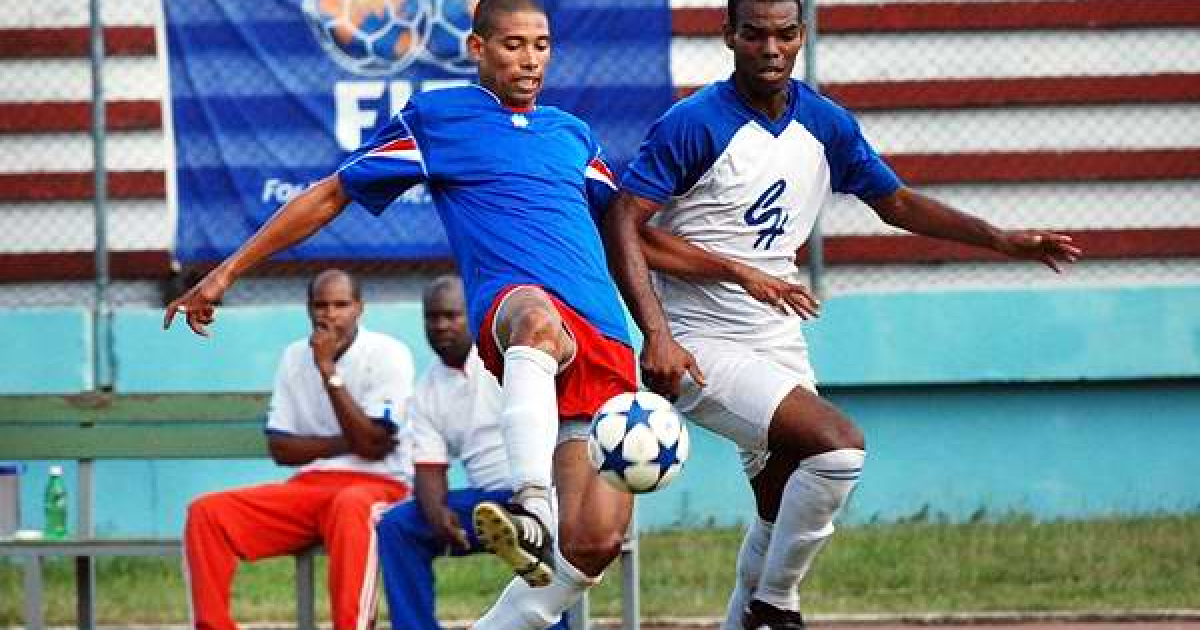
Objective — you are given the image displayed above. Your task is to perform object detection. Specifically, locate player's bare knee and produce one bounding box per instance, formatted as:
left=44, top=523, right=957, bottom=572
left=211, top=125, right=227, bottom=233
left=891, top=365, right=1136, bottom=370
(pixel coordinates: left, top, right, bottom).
left=559, top=531, right=622, bottom=576
left=835, top=418, right=866, bottom=451
left=770, top=409, right=864, bottom=459
left=806, top=399, right=864, bottom=450
left=506, top=304, right=566, bottom=358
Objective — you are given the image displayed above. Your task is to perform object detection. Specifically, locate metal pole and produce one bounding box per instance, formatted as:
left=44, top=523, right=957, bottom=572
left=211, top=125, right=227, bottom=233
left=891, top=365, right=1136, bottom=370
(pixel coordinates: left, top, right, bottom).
left=802, top=0, right=825, bottom=298
left=295, top=550, right=317, bottom=630
left=620, top=504, right=640, bottom=630
left=90, top=0, right=113, bottom=393
left=82, top=3, right=106, bottom=628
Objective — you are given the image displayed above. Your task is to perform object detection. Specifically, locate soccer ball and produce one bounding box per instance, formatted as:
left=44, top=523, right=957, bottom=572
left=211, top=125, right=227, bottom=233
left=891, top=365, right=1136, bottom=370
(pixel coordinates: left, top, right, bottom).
left=587, top=391, right=690, bottom=494
left=303, top=0, right=435, bottom=77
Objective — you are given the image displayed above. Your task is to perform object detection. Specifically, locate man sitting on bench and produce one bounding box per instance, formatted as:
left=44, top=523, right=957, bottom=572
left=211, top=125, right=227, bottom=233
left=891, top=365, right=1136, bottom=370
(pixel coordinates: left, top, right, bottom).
left=183, top=269, right=416, bottom=630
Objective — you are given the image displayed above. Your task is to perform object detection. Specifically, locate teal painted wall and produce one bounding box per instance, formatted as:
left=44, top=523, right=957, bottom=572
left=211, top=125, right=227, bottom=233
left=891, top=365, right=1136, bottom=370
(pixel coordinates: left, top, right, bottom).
left=102, top=286, right=1200, bottom=392
left=114, top=304, right=434, bottom=392
left=826, top=381, right=1200, bottom=523
left=0, top=308, right=91, bottom=393
left=5, top=285, right=1200, bottom=534
left=804, top=286, right=1200, bottom=383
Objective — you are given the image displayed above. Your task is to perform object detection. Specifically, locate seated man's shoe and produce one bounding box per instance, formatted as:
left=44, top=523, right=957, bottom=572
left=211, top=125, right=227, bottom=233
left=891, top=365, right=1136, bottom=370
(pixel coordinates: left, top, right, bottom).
left=742, top=599, right=806, bottom=630
left=473, top=501, right=555, bottom=587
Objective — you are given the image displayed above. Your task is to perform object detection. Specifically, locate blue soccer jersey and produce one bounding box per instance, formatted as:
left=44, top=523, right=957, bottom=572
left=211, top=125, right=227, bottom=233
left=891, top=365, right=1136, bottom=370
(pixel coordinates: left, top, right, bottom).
left=338, top=85, right=630, bottom=345
left=621, top=78, right=902, bottom=340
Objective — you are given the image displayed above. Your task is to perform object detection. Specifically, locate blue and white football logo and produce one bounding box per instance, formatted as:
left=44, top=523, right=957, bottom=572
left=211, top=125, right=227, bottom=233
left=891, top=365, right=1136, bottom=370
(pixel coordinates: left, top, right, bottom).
left=303, top=0, right=477, bottom=77
left=588, top=392, right=690, bottom=494
left=420, top=0, right=477, bottom=74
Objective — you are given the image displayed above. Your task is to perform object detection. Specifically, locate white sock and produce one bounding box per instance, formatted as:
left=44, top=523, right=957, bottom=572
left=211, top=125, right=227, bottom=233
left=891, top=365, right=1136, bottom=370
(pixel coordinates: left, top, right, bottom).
left=501, top=346, right=559, bottom=527
left=755, top=448, right=864, bottom=611
left=475, top=546, right=600, bottom=630
left=720, top=517, right=773, bottom=630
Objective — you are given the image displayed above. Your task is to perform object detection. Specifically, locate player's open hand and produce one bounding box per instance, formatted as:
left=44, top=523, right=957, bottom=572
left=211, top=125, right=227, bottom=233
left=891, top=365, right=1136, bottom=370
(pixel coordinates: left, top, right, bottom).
left=163, top=270, right=231, bottom=337
left=734, top=262, right=820, bottom=318
left=996, top=230, right=1082, bottom=272
left=640, top=330, right=705, bottom=402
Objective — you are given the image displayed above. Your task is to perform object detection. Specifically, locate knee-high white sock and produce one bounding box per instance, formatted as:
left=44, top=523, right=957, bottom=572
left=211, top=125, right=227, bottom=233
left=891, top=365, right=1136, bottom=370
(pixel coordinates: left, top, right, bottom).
left=475, top=546, right=600, bottom=630
left=720, top=517, right=772, bottom=630
left=501, top=346, right=559, bottom=527
left=755, top=448, right=864, bottom=611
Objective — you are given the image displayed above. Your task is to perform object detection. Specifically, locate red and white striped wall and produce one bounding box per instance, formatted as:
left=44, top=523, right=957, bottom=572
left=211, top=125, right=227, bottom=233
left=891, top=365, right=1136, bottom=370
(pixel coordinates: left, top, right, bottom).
left=2, top=0, right=1198, bottom=291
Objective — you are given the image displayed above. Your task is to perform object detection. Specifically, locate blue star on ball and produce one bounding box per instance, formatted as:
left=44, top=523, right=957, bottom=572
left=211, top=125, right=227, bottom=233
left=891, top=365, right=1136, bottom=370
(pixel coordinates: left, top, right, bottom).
left=654, top=436, right=680, bottom=468
left=623, top=398, right=653, bottom=432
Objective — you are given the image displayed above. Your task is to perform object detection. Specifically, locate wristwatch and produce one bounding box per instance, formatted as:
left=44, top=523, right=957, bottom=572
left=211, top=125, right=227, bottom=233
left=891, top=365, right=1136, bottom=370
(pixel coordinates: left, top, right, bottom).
left=326, top=373, right=345, bottom=389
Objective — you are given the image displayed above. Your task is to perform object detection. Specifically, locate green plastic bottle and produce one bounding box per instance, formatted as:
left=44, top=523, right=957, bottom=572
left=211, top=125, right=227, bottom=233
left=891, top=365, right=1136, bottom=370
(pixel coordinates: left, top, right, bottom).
left=43, top=465, right=68, bottom=540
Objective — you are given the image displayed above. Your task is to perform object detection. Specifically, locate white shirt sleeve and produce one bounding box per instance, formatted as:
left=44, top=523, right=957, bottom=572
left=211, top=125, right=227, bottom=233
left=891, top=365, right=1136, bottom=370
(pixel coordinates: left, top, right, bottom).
left=264, top=344, right=300, bottom=434
left=410, top=384, right=450, bottom=465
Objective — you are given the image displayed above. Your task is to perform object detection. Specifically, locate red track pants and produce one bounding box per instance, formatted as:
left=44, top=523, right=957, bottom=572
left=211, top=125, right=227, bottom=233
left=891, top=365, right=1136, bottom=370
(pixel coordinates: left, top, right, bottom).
left=183, top=470, right=409, bottom=630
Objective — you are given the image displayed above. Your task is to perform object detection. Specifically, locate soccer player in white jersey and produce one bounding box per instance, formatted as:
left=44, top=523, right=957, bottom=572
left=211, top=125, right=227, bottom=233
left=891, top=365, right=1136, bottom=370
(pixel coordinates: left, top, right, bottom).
left=605, top=1, right=1082, bottom=629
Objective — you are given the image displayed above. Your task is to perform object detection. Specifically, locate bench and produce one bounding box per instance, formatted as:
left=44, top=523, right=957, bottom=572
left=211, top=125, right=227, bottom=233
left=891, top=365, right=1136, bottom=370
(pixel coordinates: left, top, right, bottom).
left=0, top=392, right=301, bottom=630
left=0, top=393, right=639, bottom=630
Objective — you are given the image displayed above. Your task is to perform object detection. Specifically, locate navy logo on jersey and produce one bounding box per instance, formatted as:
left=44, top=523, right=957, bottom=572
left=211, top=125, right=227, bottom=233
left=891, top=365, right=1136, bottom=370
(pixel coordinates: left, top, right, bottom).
left=744, top=179, right=789, bottom=250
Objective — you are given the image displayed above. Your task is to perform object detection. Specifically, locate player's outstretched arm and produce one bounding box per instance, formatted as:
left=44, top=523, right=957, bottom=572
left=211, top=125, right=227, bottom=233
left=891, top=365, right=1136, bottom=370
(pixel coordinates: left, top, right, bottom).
left=163, top=176, right=353, bottom=336
left=604, top=191, right=705, bottom=399
left=868, top=187, right=1082, bottom=272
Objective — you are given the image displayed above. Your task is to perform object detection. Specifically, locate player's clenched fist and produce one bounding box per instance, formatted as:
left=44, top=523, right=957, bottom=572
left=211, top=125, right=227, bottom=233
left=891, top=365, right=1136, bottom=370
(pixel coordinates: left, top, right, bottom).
left=639, top=330, right=706, bottom=402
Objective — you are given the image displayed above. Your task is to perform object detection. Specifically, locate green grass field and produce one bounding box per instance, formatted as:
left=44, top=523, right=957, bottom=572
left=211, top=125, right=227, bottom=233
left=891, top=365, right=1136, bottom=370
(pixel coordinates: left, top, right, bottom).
left=3, top=515, right=1198, bottom=625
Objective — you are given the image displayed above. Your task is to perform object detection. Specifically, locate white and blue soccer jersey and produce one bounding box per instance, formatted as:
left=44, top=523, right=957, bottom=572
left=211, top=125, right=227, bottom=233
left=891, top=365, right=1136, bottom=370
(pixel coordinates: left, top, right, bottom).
left=622, top=78, right=901, bottom=341
left=338, top=85, right=630, bottom=345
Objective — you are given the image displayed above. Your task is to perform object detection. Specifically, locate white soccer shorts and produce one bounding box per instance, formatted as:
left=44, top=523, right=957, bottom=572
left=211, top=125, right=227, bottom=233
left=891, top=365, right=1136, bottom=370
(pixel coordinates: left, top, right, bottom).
left=674, top=334, right=817, bottom=478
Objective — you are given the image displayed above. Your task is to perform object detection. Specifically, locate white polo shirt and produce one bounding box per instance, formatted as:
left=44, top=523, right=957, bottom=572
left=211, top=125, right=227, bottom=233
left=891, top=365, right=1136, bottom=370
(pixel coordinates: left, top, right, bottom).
left=410, top=348, right=509, bottom=492
left=265, top=328, right=415, bottom=483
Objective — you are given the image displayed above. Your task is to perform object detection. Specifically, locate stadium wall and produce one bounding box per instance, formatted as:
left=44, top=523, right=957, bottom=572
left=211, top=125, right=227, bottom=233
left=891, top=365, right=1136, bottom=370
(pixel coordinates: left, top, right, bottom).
left=6, top=284, right=1199, bottom=534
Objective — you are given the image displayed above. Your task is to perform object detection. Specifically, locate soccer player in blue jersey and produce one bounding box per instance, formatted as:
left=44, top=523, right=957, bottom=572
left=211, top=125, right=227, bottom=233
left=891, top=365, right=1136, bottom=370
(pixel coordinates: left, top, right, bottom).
left=606, top=1, right=1082, bottom=629
left=165, top=1, right=637, bottom=628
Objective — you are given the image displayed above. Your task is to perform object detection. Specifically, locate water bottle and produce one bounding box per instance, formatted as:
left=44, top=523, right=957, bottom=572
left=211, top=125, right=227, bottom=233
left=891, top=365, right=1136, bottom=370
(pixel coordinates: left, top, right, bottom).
left=43, top=465, right=68, bottom=540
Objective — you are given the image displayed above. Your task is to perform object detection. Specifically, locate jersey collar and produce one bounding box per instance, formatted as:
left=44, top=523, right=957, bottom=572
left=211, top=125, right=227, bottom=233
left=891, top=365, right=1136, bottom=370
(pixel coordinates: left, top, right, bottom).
left=436, top=346, right=481, bottom=378
left=720, top=77, right=797, bottom=138
left=471, top=83, right=538, bottom=114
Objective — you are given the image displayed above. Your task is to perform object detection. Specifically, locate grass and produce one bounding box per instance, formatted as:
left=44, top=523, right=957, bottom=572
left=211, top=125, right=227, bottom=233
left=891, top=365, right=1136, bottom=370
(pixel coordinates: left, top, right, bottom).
left=3, top=514, right=1199, bottom=625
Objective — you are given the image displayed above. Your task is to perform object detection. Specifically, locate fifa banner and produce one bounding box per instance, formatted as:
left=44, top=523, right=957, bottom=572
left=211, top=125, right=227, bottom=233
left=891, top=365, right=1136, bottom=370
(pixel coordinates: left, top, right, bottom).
left=165, top=0, right=673, bottom=262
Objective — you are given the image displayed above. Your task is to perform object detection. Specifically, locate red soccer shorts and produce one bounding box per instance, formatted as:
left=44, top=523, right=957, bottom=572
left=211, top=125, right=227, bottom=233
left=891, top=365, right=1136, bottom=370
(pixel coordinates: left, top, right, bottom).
left=479, top=285, right=636, bottom=420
